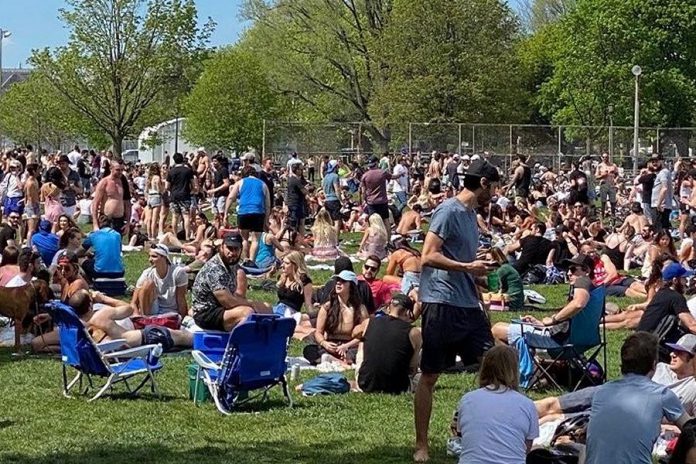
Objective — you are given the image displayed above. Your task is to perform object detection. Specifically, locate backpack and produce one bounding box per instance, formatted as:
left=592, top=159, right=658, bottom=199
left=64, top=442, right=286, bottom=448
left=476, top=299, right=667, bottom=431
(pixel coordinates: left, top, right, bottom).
left=522, top=264, right=547, bottom=285
left=301, top=373, right=350, bottom=396
left=544, top=265, right=566, bottom=285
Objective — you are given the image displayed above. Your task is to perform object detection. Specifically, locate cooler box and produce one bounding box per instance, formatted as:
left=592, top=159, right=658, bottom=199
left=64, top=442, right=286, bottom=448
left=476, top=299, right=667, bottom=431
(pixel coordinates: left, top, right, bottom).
left=193, top=330, right=230, bottom=364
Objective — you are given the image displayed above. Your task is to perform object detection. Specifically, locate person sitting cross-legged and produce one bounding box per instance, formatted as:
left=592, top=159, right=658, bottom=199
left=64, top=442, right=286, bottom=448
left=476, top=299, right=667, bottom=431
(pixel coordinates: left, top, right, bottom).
left=353, top=293, right=422, bottom=394
left=132, top=244, right=188, bottom=317
left=81, top=214, right=125, bottom=281
left=191, top=233, right=271, bottom=332
left=492, top=254, right=595, bottom=346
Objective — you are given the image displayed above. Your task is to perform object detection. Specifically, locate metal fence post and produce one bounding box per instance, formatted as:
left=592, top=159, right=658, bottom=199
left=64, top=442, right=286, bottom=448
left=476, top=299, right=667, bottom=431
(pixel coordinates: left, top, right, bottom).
left=408, top=123, right=412, bottom=155
left=458, top=124, right=462, bottom=155
left=262, top=119, right=266, bottom=157
left=472, top=125, right=476, bottom=153
left=656, top=126, right=660, bottom=155
left=557, top=126, right=563, bottom=171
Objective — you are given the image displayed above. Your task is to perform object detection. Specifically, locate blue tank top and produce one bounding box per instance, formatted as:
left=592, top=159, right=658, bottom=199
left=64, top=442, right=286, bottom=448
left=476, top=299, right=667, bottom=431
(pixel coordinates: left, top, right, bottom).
left=238, top=177, right=266, bottom=215
left=254, top=232, right=275, bottom=265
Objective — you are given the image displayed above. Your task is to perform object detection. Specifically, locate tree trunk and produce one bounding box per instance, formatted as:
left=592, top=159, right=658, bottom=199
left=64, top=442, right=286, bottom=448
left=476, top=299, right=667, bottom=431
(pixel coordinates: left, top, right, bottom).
left=111, top=133, right=124, bottom=158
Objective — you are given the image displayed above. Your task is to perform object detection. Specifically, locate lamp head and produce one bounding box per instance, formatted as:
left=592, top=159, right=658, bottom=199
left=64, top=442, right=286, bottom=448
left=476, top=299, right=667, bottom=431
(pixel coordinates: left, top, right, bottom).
left=632, top=65, right=642, bottom=77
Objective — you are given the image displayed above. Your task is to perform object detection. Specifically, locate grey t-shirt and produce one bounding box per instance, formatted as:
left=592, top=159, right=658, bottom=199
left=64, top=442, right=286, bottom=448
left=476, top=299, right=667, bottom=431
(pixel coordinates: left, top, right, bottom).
left=419, top=198, right=479, bottom=307
left=651, top=168, right=674, bottom=209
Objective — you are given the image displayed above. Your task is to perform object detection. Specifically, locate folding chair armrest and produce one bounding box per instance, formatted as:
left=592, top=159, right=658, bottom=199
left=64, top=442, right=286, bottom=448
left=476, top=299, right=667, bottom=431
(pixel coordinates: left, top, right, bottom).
left=192, top=350, right=220, bottom=371
left=103, top=344, right=160, bottom=360
left=510, top=318, right=546, bottom=329
left=97, top=339, right=128, bottom=353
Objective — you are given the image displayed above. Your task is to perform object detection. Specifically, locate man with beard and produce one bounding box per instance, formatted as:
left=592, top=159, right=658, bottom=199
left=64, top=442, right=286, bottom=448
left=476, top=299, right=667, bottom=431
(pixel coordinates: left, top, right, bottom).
left=191, top=233, right=271, bottom=332
left=637, top=263, right=696, bottom=342
left=413, top=159, right=500, bottom=463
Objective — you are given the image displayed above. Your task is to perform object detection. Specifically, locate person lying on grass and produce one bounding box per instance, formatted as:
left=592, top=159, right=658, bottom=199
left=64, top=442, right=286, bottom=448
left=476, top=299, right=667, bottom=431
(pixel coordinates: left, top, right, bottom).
left=32, top=289, right=192, bottom=353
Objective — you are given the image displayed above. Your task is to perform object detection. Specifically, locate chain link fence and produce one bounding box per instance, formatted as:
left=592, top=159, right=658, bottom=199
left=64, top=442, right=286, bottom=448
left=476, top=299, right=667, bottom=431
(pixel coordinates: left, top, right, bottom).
left=264, top=121, right=696, bottom=174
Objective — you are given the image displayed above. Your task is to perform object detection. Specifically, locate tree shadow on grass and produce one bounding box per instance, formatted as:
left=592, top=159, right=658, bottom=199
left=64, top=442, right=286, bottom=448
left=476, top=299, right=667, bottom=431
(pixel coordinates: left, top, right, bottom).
left=0, top=440, right=432, bottom=464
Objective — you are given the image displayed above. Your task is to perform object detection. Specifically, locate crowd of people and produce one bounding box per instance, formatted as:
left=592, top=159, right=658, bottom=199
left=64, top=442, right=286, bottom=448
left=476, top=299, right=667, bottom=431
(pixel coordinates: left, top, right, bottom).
left=6, top=142, right=696, bottom=463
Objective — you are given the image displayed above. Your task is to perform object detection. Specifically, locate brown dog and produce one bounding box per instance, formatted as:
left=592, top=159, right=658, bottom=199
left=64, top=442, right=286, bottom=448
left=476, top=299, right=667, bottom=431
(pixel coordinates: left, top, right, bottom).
left=0, top=280, right=52, bottom=352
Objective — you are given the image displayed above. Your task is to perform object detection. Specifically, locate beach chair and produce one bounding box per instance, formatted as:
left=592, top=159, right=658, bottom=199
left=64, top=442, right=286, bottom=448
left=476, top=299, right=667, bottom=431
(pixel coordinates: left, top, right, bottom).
left=517, top=286, right=607, bottom=391
left=45, top=300, right=164, bottom=401
left=191, top=314, right=296, bottom=414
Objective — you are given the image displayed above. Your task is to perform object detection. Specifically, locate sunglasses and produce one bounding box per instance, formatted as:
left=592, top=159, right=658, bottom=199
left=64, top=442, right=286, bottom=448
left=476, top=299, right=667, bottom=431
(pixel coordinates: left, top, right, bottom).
left=364, top=264, right=379, bottom=272
left=8, top=215, right=20, bottom=220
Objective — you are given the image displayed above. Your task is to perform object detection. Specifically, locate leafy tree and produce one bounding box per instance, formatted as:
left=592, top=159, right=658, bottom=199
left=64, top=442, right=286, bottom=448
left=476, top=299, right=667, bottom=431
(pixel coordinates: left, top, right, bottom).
left=517, top=0, right=576, bottom=31
left=241, top=0, right=529, bottom=151
left=0, top=73, right=95, bottom=149
left=183, top=48, right=280, bottom=151
left=241, top=0, right=393, bottom=150
left=536, top=0, right=696, bottom=154
left=375, top=0, right=528, bottom=131
left=30, top=0, right=214, bottom=156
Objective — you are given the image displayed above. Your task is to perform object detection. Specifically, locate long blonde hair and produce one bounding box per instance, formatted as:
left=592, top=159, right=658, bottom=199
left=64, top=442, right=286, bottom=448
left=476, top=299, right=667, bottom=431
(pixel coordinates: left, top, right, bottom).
left=278, top=250, right=309, bottom=292
left=311, top=208, right=337, bottom=246
left=368, top=213, right=388, bottom=241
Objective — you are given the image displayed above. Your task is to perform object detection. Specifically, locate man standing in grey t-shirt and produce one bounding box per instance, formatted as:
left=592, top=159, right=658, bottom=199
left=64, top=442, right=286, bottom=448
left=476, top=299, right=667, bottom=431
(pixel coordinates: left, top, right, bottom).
left=413, top=159, right=500, bottom=463
left=650, top=153, right=674, bottom=232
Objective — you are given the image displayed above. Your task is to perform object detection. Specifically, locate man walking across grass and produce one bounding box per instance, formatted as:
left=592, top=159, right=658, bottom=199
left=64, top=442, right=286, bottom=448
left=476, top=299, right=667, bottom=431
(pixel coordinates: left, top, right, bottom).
left=413, top=159, right=500, bottom=462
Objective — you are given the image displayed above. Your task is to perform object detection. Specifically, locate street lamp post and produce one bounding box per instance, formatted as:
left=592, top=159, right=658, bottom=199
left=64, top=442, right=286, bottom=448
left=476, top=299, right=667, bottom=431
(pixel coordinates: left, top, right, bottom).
left=608, top=104, right=614, bottom=159
left=0, top=29, right=11, bottom=93
left=632, top=65, right=642, bottom=174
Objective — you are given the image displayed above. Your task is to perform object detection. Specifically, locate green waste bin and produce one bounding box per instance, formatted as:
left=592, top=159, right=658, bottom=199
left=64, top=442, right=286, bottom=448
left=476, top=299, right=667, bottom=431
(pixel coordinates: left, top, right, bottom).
left=187, top=364, right=211, bottom=403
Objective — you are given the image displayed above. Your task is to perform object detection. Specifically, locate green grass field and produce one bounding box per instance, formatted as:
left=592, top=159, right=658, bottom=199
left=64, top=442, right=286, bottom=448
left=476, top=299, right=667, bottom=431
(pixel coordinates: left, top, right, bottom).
left=0, top=233, right=633, bottom=464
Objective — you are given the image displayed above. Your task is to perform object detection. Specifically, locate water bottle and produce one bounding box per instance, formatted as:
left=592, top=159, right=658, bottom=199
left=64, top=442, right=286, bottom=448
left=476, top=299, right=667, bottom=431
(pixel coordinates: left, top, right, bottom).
left=290, top=364, right=300, bottom=381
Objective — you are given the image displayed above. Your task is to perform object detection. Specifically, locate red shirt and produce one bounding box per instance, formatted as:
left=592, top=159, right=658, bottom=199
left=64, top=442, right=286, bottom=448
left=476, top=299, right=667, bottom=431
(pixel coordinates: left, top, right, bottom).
left=359, top=276, right=400, bottom=309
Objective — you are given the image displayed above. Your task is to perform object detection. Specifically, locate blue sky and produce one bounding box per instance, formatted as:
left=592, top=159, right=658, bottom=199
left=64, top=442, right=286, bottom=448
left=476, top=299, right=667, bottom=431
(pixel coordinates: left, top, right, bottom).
left=0, top=0, right=247, bottom=68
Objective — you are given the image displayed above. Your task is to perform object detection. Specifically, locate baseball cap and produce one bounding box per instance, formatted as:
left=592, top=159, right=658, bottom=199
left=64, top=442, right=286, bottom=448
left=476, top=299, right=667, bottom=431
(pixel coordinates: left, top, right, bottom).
left=38, top=219, right=52, bottom=232
left=197, top=147, right=206, bottom=153
left=333, top=270, right=358, bottom=285
left=650, top=153, right=664, bottom=161
left=471, top=154, right=481, bottom=161
left=391, top=293, right=414, bottom=312
left=58, top=155, right=71, bottom=164
left=465, top=159, right=500, bottom=182
left=150, top=243, right=171, bottom=263
left=666, top=334, right=696, bottom=356
left=222, top=232, right=244, bottom=248
left=367, top=155, right=379, bottom=166
left=462, top=155, right=470, bottom=161
left=563, top=254, right=594, bottom=271
left=662, top=263, right=694, bottom=281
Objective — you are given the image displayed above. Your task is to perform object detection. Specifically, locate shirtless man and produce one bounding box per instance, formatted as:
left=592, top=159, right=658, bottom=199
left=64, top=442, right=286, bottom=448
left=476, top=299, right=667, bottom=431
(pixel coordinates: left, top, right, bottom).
left=23, top=163, right=41, bottom=245
left=595, top=152, right=619, bottom=219
left=618, top=202, right=649, bottom=235
left=32, top=289, right=192, bottom=353
left=425, top=152, right=442, bottom=190
left=396, top=204, right=423, bottom=236
left=92, top=159, right=130, bottom=234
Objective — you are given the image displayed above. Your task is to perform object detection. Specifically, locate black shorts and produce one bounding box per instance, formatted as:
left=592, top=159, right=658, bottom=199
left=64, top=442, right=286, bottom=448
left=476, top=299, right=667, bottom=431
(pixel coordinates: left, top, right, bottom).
left=367, top=203, right=390, bottom=221
left=141, top=326, right=175, bottom=351
left=238, top=213, right=265, bottom=232
left=420, top=303, right=493, bottom=374
left=193, top=307, right=226, bottom=332
left=171, top=199, right=191, bottom=215
left=324, top=200, right=342, bottom=221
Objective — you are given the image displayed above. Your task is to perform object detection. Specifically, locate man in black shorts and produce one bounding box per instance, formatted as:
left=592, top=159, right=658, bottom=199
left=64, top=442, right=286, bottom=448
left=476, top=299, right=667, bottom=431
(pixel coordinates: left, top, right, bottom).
left=360, top=155, right=404, bottom=232
left=191, top=233, right=271, bottom=331
left=413, top=159, right=500, bottom=463
left=166, top=153, right=196, bottom=240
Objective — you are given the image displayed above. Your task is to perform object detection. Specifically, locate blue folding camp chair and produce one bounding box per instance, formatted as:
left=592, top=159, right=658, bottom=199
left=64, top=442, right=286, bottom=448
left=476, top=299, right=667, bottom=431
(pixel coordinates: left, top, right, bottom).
left=517, top=286, right=607, bottom=391
left=191, top=314, right=296, bottom=414
left=45, top=300, right=164, bottom=401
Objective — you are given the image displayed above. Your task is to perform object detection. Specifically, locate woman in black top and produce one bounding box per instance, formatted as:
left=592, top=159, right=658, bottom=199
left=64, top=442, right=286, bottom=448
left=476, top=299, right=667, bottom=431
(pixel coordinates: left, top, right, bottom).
left=273, top=250, right=314, bottom=339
